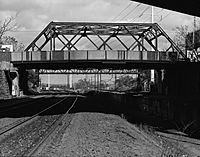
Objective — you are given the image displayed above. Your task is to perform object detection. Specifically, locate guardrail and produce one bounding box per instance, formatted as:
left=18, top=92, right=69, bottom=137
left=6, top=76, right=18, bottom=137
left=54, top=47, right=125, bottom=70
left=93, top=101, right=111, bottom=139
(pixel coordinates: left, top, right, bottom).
left=1, top=50, right=176, bottom=62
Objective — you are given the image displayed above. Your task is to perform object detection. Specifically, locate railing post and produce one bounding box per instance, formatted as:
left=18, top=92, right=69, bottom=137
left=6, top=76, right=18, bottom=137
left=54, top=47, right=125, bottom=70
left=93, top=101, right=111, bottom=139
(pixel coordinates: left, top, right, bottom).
left=140, top=51, right=143, bottom=60
left=50, top=25, right=52, bottom=61
left=49, top=51, right=51, bottom=61
left=105, top=50, right=107, bottom=60
left=31, top=51, right=32, bottom=61
left=87, top=50, right=89, bottom=60
left=21, top=51, right=23, bottom=61
left=68, top=50, right=70, bottom=61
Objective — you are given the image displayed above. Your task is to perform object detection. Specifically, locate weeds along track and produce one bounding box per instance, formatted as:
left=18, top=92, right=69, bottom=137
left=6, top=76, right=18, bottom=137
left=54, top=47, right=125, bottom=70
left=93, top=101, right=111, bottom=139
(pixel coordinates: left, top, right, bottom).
left=0, top=95, right=79, bottom=156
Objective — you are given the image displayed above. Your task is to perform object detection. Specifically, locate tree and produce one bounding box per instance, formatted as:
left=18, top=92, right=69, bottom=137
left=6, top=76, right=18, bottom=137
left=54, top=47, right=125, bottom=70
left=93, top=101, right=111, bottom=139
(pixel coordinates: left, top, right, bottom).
left=173, top=25, right=189, bottom=52
left=74, top=78, right=90, bottom=90
left=115, top=75, right=137, bottom=91
left=173, top=24, right=200, bottom=61
left=1, top=36, right=24, bottom=52
left=0, top=14, right=24, bottom=52
left=0, top=14, right=18, bottom=41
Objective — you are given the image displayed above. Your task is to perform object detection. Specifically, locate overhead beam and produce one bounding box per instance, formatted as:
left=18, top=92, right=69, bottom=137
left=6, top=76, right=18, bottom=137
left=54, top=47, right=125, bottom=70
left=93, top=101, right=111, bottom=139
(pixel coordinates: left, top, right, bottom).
left=130, top=0, right=199, bottom=17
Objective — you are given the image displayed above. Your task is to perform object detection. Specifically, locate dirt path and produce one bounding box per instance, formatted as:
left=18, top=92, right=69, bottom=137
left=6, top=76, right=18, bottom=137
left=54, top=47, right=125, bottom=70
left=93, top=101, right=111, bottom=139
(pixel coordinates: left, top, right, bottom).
left=54, top=113, right=178, bottom=156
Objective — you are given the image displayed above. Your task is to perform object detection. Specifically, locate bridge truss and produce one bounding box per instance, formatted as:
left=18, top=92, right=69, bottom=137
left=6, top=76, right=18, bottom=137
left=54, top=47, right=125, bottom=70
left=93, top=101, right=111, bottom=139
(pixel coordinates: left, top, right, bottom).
left=25, top=22, right=187, bottom=60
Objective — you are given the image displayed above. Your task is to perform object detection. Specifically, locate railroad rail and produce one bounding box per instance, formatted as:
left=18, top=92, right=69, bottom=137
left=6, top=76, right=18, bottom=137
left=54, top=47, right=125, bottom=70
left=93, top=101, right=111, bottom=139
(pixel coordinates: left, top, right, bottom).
left=0, top=96, right=67, bottom=136
left=27, top=95, right=78, bottom=156
left=0, top=94, right=81, bottom=156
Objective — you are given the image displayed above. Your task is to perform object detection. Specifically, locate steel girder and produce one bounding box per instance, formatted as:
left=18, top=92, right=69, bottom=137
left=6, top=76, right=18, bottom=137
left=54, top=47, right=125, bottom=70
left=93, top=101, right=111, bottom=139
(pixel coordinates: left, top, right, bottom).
left=39, top=69, right=139, bottom=74
left=25, top=21, right=187, bottom=60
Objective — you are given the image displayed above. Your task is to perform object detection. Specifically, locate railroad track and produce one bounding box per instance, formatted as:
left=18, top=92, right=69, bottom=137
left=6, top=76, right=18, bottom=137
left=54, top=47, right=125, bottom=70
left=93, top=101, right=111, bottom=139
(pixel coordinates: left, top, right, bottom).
left=0, top=96, right=47, bottom=115
left=0, top=94, right=80, bottom=156
left=0, top=96, right=67, bottom=135
left=26, top=95, right=78, bottom=156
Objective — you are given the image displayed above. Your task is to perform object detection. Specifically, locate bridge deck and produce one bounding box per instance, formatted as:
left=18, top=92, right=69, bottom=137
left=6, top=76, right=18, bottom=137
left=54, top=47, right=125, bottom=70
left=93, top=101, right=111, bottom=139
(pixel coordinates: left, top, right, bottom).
left=12, top=59, right=176, bottom=70
left=9, top=50, right=177, bottom=69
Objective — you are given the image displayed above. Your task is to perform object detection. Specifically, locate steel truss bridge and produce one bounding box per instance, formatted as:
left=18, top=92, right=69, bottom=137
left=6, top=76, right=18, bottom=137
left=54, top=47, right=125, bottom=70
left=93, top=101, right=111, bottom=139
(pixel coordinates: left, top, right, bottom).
left=10, top=22, right=187, bottom=70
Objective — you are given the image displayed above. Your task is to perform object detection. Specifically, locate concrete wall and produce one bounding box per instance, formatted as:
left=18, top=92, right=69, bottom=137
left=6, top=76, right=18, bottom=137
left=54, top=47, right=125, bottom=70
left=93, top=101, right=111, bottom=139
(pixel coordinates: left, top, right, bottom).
left=0, top=51, right=11, bottom=62
left=0, top=70, right=11, bottom=99
left=0, top=61, right=12, bottom=99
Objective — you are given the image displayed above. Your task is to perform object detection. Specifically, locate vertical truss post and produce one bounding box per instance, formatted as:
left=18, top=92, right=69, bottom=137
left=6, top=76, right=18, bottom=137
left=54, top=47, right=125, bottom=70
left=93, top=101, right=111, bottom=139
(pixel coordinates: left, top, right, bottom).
left=50, top=25, right=52, bottom=61
left=97, top=73, right=99, bottom=90
left=94, top=74, right=96, bottom=90
left=21, top=51, right=23, bottom=62
left=138, top=41, right=142, bottom=60
left=99, top=72, right=101, bottom=90
left=68, top=50, right=70, bottom=61
left=53, top=35, right=56, bottom=51
left=103, top=43, right=106, bottom=50
left=155, top=30, right=159, bottom=60
left=67, top=39, right=71, bottom=61
left=114, top=74, right=117, bottom=90
left=31, top=46, right=34, bottom=61
left=87, top=50, right=89, bottom=60
left=123, top=51, right=126, bottom=60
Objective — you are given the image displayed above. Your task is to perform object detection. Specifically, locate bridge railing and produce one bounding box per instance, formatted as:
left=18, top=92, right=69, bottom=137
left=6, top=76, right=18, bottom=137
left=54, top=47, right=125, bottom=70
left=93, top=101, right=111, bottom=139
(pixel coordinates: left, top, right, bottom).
left=9, top=50, right=175, bottom=62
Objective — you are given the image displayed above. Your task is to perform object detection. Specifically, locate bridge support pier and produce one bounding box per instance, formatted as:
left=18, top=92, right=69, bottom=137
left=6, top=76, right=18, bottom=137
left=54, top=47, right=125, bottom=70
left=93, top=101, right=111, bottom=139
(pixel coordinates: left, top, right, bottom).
left=0, top=70, right=11, bottom=99
left=164, top=65, right=200, bottom=135
left=18, top=68, right=29, bottom=95
left=0, top=61, right=18, bottom=99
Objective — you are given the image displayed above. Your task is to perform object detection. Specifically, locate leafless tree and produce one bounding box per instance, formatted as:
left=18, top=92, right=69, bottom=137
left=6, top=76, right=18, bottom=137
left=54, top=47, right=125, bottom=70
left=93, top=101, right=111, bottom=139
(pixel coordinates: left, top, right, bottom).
left=0, top=13, right=18, bottom=41
left=0, top=13, right=24, bottom=51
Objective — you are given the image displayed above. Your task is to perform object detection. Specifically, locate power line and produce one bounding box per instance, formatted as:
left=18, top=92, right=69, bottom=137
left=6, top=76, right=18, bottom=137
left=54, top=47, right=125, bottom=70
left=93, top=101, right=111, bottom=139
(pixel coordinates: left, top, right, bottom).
left=156, top=8, right=164, bottom=14
left=118, top=3, right=142, bottom=21
left=138, top=6, right=150, bottom=18
left=141, top=7, right=170, bottom=23
left=88, top=3, right=142, bottom=47
left=111, top=2, right=133, bottom=21
left=10, top=30, right=40, bottom=32
left=129, top=6, right=150, bottom=22
left=158, top=12, right=172, bottom=23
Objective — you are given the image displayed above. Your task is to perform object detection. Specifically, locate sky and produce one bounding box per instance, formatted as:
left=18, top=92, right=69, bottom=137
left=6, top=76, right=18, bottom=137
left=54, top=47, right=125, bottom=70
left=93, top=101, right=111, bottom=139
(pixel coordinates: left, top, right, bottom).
left=0, top=0, right=198, bottom=46
left=0, top=0, right=199, bottom=84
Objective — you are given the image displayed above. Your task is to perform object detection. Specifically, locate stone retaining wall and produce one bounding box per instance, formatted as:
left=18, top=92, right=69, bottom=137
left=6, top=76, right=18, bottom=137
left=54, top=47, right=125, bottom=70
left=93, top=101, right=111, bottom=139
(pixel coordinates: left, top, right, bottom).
left=0, top=61, right=12, bottom=99
left=0, top=70, right=11, bottom=99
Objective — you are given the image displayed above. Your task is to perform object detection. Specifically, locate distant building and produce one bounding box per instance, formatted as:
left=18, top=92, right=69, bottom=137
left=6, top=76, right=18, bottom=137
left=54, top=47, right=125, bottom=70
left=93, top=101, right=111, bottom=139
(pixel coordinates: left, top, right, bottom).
left=1, top=45, right=13, bottom=52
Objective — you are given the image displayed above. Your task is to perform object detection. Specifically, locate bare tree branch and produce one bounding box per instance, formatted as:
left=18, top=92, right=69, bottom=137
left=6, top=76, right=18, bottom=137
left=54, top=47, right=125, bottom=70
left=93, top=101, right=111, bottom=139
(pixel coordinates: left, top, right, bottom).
left=0, top=13, right=18, bottom=40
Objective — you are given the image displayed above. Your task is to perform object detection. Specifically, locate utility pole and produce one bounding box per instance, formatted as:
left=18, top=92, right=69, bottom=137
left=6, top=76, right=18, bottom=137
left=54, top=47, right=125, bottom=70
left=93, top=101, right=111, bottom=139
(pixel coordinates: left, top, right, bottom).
left=151, top=6, right=155, bottom=83
left=193, top=16, right=196, bottom=49
left=193, top=16, right=197, bottom=61
left=151, top=6, right=154, bottom=24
